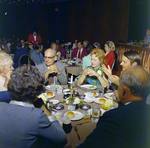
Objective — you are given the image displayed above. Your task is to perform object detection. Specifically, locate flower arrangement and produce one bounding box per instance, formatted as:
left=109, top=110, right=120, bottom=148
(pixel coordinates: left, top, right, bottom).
left=60, top=96, right=83, bottom=107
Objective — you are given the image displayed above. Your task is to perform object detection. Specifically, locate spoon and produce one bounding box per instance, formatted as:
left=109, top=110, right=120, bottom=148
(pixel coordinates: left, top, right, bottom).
left=74, top=126, right=80, bottom=140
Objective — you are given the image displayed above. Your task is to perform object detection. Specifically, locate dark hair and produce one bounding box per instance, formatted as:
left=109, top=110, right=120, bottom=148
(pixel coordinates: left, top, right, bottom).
left=120, top=66, right=150, bottom=99
left=124, top=51, right=141, bottom=66
left=8, top=65, right=45, bottom=102
left=35, top=43, right=43, bottom=50
left=77, top=40, right=83, bottom=45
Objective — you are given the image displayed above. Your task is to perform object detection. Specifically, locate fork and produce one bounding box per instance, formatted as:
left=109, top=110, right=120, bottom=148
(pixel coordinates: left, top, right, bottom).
left=74, top=126, right=80, bottom=140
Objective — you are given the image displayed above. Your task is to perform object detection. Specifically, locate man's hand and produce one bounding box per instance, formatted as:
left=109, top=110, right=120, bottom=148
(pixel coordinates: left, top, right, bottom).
left=102, top=64, right=112, bottom=77
left=45, top=65, right=61, bottom=79
left=49, top=65, right=61, bottom=75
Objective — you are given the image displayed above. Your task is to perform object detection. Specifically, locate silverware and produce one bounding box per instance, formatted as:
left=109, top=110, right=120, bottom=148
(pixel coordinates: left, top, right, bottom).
left=77, top=121, right=91, bottom=125
left=74, top=126, right=80, bottom=140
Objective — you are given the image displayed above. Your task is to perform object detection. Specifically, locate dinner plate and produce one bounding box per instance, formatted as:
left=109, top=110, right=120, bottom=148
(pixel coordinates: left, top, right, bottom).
left=80, top=84, right=97, bottom=90
left=104, top=93, right=114, bottom=98
left=49, top=100, right=59, bottom=105
left=45, top=85, right=62, bottom=91
left=38, top=93, right=55, bottom=103
left=94, top=97, right=107, bottom=104
left=80, top=104, right=91, bottom=110
left=53, top=104, right=64, bottom=110
left=84, top=92, right=99, bottom=97
left=64, top=111, right=83, bottom=121
left=84, top=98, right=94, bottom=103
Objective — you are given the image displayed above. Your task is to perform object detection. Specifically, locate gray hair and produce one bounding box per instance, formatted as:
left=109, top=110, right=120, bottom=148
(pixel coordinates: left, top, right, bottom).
left=120, top=66, right=150, bottom=99
left=83, top=40, right=89, bottom=45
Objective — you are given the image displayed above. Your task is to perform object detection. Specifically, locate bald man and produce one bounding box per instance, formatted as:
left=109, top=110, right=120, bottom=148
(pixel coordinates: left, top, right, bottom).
left=79, top=66, right=150, bottom=148
left=36, top=48, right=67, bottom=85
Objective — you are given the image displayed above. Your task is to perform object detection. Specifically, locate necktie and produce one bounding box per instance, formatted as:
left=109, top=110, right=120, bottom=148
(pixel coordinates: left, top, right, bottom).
left=78, top=50, right=81, bottom=58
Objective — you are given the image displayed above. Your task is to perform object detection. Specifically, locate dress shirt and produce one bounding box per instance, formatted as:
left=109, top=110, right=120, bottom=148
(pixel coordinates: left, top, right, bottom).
left=77, top=48, right=83, bottom=59
left=30, top=50, right=44, bottom=65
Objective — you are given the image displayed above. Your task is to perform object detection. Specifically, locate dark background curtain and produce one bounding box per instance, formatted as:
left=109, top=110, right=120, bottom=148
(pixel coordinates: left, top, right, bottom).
left=0, top=0, right=148, bottom=45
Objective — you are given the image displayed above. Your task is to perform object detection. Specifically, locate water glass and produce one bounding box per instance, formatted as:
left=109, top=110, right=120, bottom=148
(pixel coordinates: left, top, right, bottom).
left=83, top=110, right=91, bottom=122
left=99, top=85, right=104, bottom=96
left=57, top=87, right=63, bottom=94
left=68, top=100, right=75, bottom=111
left=92, top=106, right=100, bottom=118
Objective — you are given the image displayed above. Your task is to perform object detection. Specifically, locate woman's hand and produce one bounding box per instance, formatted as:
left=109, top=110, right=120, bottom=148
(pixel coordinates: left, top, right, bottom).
left=87, top=68, right=98, bottom=77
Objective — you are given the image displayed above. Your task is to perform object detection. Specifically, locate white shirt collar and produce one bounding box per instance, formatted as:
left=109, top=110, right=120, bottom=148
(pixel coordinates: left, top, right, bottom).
left=125, top=102, right=131, bottom=105
left=10, top=100, right=34, bottom=108
left=105, top=51, right=110, bottom=56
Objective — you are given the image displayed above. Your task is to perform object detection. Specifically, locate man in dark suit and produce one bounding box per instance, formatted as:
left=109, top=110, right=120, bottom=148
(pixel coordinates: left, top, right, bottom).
left=79, top=66, right=150, bottom=148
left=71, top=41, right=88, bottom=60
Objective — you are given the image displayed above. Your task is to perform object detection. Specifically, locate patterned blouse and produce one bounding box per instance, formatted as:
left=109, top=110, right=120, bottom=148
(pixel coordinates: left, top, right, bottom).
left=86, top=66, right=104, bottom=87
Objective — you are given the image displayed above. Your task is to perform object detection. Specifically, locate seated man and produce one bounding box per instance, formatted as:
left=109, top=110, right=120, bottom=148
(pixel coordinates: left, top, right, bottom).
left=71, top=41, right=88, bottom=60
left=30, top=43, right=44, bottom=65
left=13, top=41, right=27, bottom=68
left=36, top=48, right=67, bottom=85
left=102, top=50, right=141, bottom=86
left=78, top=66, right=150, bottom=148
left=0, top=65, right=67, bottom=148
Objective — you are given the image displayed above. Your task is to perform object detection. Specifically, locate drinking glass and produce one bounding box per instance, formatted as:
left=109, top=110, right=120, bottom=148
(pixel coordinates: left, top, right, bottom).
left=92, top=106, right=100, bottom=118
left=83, top=110, right=91, bottom=122
left=68, top=100, right=75, bottom=111
left=99, top=85, right=104, bottom=96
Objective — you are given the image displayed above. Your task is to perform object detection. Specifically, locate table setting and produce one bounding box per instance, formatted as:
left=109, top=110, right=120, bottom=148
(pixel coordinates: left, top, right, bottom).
left=37, top=77, right=118, bottom=147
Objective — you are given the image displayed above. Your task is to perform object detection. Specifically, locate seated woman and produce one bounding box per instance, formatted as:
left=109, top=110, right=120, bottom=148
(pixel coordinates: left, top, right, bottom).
left=77, top=48, right=109, bottom=88
left=0, top=53, right=14, bottom=91
left=50, top=42, right=61, bottom=59
left=104, top=41, right=115, bottom=69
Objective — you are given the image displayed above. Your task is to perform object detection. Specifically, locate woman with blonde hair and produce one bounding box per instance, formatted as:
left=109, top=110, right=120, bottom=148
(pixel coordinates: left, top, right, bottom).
left=78, top=48, right=108, bottom=87
left=104, top=41, right=115, bottom=69
left=0, top=53, right=14, bottom=91
left=50, top=42, right=61, bottom=59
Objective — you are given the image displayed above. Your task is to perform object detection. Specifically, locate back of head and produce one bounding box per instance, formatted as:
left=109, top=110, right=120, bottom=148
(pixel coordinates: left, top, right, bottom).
left=124, top=51, right=141, bottom=66
left=105, top=41, right=115, bottom=51
left=90, top=48, right=106, bottom=65
left=8, top=65, right=45, bottom=102
left=120, top=66, right=150, bottom=99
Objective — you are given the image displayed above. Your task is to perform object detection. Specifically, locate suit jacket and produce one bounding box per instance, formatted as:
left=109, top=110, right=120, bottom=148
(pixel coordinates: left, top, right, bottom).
left=28, top=34, right=42, bottom=48
left=106, top=50, right=115, bottom=69
left=36, top=61, right=67, bottom=85
left=71, top=47, right=88, bottom=60
left=79, top=101, right=150, bottom=148
left=0, top=102, right=67, bottom=148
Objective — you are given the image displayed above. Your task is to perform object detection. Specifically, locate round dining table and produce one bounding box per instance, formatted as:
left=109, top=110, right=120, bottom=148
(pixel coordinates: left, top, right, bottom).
left=46, top=85, right=115, bottom=148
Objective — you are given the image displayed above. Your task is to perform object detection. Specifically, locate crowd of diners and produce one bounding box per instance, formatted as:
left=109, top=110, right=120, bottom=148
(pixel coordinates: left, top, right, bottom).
left=0, top=31, right=150, bottom=148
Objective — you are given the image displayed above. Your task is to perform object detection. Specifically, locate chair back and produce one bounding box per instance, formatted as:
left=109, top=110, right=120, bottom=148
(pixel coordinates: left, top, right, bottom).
left=19, top=54, right=36, bottom=66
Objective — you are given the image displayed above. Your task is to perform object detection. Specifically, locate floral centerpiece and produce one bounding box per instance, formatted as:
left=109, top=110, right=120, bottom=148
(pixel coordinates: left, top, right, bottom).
left=60, top=96, right=83, bottom=107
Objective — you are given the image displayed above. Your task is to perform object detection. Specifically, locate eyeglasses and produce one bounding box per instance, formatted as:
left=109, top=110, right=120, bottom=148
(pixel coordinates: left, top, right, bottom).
left=44, top=56, right=55, bottom=60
